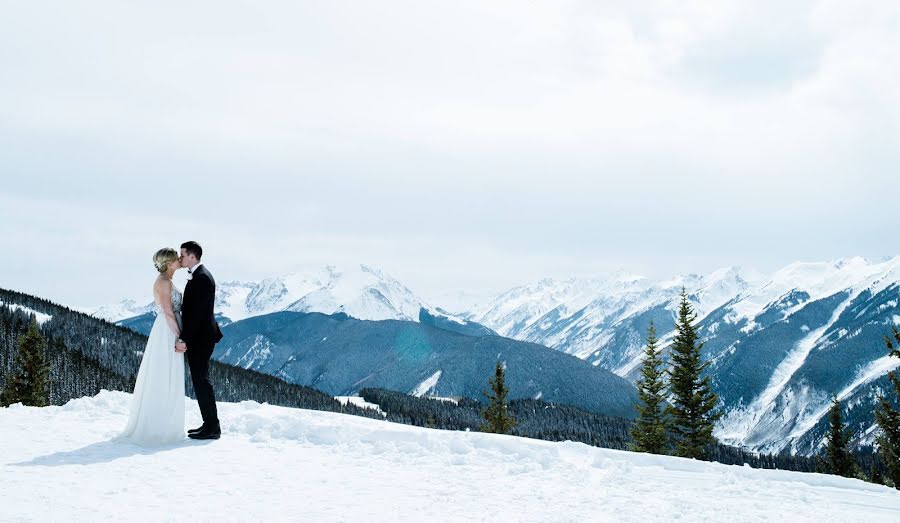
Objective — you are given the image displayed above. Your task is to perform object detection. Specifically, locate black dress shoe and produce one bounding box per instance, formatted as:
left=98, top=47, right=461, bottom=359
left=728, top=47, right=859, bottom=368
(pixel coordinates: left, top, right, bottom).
left=189, top=424, right=221, bottom=440
left=187, top=425, right=205, bottom=434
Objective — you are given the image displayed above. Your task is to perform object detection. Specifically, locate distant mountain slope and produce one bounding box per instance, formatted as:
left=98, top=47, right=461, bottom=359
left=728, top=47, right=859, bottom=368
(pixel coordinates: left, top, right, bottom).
left=94, top=263, right=490, bottom=334
left=214, top=311, right=639, bottom=419
left=470, top=267, right=762, bottom=370
left=469, top=257, right=900, bottom=455
left=90, top=299, right=155, bottom=323
left=417, top=308, right=495, bottom=337
left=704, top=259, right=900, bottom=454
left=119, top=308, right=492, bottom=340
left=118, top=311, right=232, bottom=337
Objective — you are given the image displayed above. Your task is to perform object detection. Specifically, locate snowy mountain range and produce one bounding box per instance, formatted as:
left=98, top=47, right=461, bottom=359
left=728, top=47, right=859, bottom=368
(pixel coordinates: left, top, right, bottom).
left=92, top=256, right=900, bottom=455
left=468, top=256, right=900, bottom=455
left=93, top=264, right=475, bottom=329
left=467, top=266, right=767, bottom=372
left=91, top=299, right=156, bottom=323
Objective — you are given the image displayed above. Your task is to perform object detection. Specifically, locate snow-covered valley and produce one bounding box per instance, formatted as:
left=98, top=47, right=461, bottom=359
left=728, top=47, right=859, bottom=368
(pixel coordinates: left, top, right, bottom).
left=3, top=391, right=900, bottom=522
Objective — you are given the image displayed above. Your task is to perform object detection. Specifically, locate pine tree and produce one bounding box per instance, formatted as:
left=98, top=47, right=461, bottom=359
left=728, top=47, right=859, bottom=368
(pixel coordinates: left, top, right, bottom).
left=630, top=321, right=670, bottom=454
left=869, top=462, right=885, bottom=485
left=875, top=326, right=900, bottom=488
left=666, top=289, right=721, bottom=460
left=822, top=397, right=856, bottom=477
left=481, top=360, right=517, bottom=434
left=1, top=318, right=50, bottom=407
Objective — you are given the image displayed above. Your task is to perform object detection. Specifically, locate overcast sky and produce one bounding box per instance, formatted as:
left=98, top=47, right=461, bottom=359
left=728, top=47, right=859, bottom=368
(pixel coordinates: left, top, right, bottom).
left=2, top=0, right=899, bottom=307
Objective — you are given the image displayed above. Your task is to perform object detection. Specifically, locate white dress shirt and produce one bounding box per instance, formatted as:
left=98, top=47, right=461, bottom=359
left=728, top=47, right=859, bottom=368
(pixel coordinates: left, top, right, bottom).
left=186, top=262, right=204, bottom=279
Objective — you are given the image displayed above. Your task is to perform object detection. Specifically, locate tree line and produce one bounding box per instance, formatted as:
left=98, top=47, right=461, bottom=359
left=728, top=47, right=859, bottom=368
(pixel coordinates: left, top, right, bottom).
left=360, top=381, right=817, bottom=471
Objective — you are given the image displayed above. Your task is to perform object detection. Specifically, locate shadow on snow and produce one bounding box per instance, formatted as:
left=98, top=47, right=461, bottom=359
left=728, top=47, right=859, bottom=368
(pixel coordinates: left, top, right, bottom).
left=11, top=438, right=214, bottom=467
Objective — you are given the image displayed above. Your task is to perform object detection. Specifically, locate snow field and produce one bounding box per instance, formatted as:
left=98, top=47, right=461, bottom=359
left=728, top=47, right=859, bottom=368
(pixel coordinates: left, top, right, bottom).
left=2, top=391, right=900, bottom=522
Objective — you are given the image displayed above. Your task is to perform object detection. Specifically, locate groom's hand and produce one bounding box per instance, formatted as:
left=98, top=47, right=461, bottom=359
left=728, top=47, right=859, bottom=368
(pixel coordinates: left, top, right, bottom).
left=175, top=341, right=187, bottom=353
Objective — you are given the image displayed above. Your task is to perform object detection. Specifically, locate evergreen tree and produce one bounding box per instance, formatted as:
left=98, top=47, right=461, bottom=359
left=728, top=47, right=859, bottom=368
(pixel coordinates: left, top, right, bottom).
left=822, top=397, right=856, bottom=477
left=481, top=360, right=517, bottom=434
left=875, top=326, right=900, bottom=488
left=1, top=318, right=50, bottom=407
left=666, top=289, right=721, bottom=460
left=630, top=321, right=669, bottom=454
left=869, top=462, right=885, bottom=485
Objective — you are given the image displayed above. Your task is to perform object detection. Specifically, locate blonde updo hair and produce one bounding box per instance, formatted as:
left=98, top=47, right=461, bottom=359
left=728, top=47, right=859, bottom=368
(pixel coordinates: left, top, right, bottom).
left=153, top=247, right=178, bottom=274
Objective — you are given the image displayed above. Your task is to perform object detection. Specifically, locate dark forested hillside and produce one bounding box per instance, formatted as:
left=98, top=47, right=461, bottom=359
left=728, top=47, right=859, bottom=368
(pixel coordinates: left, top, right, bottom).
left=0, top=288, right=380, bottom=418
left=359, top=388, right=632, bottom=448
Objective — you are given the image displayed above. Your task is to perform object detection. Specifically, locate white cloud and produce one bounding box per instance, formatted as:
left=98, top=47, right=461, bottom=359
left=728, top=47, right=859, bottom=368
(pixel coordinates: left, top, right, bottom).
left=1, top=1, right=898, bottom=306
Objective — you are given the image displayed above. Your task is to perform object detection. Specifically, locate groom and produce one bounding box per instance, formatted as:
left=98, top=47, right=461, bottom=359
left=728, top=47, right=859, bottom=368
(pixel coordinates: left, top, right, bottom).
left=175, top=241, right=224, bottom=440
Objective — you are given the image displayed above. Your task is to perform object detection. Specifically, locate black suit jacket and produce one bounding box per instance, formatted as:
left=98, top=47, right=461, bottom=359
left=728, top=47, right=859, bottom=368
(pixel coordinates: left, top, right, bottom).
left=181, top=264, right=223, bottom=349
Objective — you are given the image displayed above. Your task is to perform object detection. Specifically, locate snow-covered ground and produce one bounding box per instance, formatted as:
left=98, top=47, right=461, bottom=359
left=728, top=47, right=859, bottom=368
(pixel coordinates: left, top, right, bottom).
left=411, top=370, right=443, bottom=397
left=334, top=395, right=386, bottom=416
left=3, top=392, right=900, bottom=522
left=0, top=301, right=52, bottom=325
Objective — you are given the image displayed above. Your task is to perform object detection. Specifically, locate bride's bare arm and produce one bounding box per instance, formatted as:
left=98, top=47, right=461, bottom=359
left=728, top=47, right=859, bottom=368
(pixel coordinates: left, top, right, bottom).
left=155, top=279, right=181, bottom=338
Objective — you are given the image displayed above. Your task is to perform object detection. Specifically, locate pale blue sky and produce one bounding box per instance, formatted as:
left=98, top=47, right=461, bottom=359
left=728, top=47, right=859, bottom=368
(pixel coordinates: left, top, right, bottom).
left=1, top=1, right=898, bottom=307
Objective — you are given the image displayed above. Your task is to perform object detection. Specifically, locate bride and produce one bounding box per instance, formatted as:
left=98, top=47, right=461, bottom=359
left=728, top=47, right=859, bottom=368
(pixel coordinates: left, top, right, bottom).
left=118, top=247, right=186, bottom=445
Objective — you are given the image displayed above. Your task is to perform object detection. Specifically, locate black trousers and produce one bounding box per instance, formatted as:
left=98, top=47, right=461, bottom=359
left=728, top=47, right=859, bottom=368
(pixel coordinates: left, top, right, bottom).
left=187, top=343, right=219, bottom=426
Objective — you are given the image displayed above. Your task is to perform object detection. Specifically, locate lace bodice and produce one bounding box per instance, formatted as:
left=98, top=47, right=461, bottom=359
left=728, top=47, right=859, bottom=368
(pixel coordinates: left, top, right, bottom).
left=170, top=285, right=183, bottom=314
left=154, top=281, right=183, bottom=314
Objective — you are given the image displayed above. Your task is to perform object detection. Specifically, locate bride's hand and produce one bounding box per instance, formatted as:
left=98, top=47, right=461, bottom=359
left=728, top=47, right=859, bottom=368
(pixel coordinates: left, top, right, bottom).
left=175, top=341, right=187, bottom=353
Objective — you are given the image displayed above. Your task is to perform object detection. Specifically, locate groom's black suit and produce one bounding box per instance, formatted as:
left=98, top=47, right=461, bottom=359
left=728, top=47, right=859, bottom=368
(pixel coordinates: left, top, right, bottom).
left=182, top=263, right=223, bottom=427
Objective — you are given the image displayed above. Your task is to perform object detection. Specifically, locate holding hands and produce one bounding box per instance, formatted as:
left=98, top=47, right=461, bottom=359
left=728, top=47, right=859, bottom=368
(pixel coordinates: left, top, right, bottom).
left=175, top=339, right=187, bottom=353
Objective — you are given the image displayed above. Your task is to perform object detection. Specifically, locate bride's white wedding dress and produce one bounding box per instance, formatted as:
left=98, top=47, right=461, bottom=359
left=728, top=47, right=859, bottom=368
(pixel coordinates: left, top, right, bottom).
left=118, top=282, right=185, bottom=445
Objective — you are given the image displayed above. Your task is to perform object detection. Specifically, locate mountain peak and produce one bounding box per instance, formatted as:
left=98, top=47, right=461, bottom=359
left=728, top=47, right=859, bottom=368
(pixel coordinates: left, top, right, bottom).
left=93, top=263, right=433, bottom=324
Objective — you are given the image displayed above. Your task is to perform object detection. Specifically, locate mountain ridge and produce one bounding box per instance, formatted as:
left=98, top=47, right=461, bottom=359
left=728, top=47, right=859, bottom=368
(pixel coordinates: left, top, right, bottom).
left=213, top=310, right=639, bottom=420
left=92, top=263, right=485, bottom=334
left=470, top=256, right=900, bottom=454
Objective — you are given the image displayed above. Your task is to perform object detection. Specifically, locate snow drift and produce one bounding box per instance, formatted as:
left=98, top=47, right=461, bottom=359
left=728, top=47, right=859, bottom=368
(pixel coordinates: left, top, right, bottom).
left=2, top=391, right=899, bottom=522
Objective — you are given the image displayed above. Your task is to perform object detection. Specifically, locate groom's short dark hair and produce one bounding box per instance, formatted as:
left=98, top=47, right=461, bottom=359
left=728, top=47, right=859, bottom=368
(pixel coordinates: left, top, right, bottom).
left=181, top=241, right=203, bottom=260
